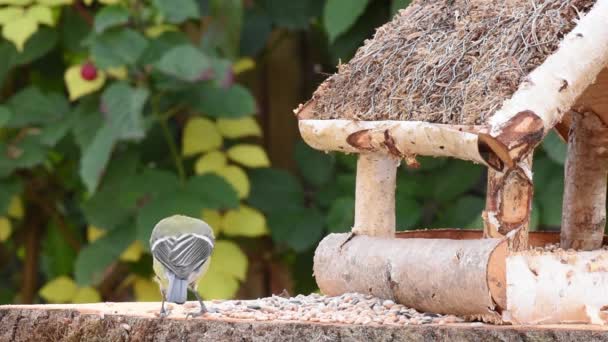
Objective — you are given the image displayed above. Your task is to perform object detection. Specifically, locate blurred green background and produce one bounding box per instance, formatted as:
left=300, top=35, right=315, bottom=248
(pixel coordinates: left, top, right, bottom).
left=0, top=0, right=566, bottom=305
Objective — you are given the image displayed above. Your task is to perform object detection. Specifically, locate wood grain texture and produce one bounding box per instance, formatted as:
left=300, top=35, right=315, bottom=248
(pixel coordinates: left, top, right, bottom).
left=3, top=305, right=608, bottom=342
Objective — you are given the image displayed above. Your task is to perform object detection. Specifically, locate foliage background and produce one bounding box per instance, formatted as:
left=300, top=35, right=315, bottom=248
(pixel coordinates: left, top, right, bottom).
left=0, top=0, right=567, bottom=304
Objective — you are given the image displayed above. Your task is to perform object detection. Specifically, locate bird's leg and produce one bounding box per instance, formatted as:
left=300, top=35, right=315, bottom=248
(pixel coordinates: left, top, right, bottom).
left=159, top=297, right=169, bottom=318
left=186, top=286, right=210, bottom=318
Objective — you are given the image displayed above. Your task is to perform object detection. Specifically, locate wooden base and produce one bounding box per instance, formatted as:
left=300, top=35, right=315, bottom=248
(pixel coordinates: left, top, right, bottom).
left=314, top=230, right=608, bottom=325
left=2, top=304, right=608, bottom=341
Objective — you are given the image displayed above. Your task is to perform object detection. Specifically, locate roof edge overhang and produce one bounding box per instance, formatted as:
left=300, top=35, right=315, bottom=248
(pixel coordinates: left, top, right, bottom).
left=298, top=119, right=508, bottom=171
left=487, top=0, right=608, bottom=139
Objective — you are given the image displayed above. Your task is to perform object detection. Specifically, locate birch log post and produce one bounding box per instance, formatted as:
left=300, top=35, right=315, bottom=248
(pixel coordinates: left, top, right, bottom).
left=560, top=112, right=608, bottom=250
left=483, top=154, right=533, bottom=251
left=353, top=153, right=399, bottom=237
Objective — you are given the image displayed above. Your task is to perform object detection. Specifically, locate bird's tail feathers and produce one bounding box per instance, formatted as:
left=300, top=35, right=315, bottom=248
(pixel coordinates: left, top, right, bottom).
left=166, top=272, right=188, bottom=304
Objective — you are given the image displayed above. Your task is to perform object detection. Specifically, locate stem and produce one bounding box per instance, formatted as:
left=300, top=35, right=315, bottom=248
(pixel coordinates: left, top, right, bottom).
left=152, top=94, right=186, bottom=183
left=72, top=1, right=94, bottom=26
left=21, top=185, right=46, bottom=304
left=160, top=118, right=185, bottom=183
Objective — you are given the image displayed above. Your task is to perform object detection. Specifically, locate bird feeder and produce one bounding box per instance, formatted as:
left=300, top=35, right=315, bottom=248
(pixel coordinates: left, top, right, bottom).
left=296, top=0, right=608, bottom=324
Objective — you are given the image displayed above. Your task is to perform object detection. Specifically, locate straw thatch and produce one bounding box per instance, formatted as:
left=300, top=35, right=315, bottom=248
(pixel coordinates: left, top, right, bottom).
left=305, top=0, right=596, bottom=125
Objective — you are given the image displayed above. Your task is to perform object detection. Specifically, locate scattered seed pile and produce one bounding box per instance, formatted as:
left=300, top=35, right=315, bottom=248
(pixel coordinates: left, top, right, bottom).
left=308, top=0, right=596, bottom=124
left=199, top=293, right=464, bottom=326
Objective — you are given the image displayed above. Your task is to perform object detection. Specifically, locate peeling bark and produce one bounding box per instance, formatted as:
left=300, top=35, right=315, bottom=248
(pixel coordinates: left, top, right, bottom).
left=313, top=233, right=506, bottom=321
left=353, top=154, right=399, bottom=237
left=483, top=154, right=533, bottom=251
left=486, top=111, right=544, bottom=166
left=561, top=112, right=608, bottom=250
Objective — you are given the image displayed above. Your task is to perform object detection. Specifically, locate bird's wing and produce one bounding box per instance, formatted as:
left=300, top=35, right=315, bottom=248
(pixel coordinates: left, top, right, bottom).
left=151, top=233, right=213, bottom=280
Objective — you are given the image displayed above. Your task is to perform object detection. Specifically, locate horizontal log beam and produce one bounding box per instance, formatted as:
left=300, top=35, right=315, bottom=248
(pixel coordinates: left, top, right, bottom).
left=298, top=119, right=510, bottom=171
left=313, top=233, right=507, bottom=322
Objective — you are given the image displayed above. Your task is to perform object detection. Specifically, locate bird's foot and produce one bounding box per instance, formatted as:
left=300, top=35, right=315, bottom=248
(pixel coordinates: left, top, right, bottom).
left=186, top=309, right=207, bottom=319
left=159, top=308, right=170, bottom=319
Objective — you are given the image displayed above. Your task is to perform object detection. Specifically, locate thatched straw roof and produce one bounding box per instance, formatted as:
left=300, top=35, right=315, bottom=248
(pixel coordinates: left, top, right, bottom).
left=301, top=0, right=596, bottom=125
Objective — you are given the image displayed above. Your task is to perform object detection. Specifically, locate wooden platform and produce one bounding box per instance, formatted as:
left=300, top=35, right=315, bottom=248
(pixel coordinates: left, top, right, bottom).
left=2, top=302, right=608, bottom=341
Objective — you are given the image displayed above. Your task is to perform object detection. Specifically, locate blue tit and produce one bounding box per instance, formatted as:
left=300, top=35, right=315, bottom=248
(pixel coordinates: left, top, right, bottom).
left=150, top=215, right=215, bottom=317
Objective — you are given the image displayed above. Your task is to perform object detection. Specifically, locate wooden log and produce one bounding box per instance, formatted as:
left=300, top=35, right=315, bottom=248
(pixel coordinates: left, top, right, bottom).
left=396, top=229, right=608, bottom=247
left=353, top=154, right=398, bottom=237
left=313, top=233, right=507, bottom=322
left=505, top=248, right=608, bottom=325
left=4, top=304, right=608, bottom=341
left=560, top=112, right=608, bottom=250
left=297, top=119, right=509, bottom=171
left=483, top=154, right=534, bottom=251
left=487, top=0, right=608, bottom=135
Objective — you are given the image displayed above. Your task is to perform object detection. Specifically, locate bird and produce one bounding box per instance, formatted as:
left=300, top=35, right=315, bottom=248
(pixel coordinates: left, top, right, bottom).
left=150, top=215, right=215, bottom=317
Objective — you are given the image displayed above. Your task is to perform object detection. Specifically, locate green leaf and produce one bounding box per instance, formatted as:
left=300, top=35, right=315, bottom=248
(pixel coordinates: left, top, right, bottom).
left=0, top=106, right=11, bottom=127
left=79, top=123, right=117, bottom=194
left=203, top=0, right=242, bottom=59
left=532, top=155, right=563, bottom=228
left=0, top=41, right=18, bottom=86
left=542, top=130, right=567, bottom=165
left=390, top=0, right=411, bottom=16
left=94, top=5, right=129, bottom=33
left=413, top=156, right=448, bottom=171
left=155, top=45, right=212, bottom=81
left=61, top=7, right=90, bottom=53
left=132, top=168, right=181, bottom=199
left=186, top=174, right=240, bottom=209
left=326, top=197, right=354, bottom=233
left=323, top=0, right=370, bottom=43
left=41, top=221, right=78, bottom=278
left=7, top=87, right=68, bottom=127
left=268, top=207, right=324, bottom=252
left=135, top=190, right=203, bottom=244
left=82, top=152, right=144, bottom=230
left=15, top=27, right=58, bottom=65
left=153, top=0, right=199, bottom=24
left=329, top=1, right=385, bottom=63
left=535, top=157, right=564, bottom=227
left=335, top=153, right=357, bottom=172
left=0, top=179, right=21, bottom=215
left=90, top=28, right=148, bottom=68
left=396, top=196, right=421, bottom=230
left=429, top=160, right=483, bottom=202
left=140, top=31, right=190, bottom=65
left=75, top=221, right=134, bottom=285
left=101, top=82, right=150, bottom=140
left=184, top=84, right=256, bottom=118
left=240, top=7, right=272, bottom=56
left=433, top=196, right=484, bottom=228
left=39, top=119, right=75, bottom=147
left=529, top=201, right=541, bottom=232
left=71, top=98, right=104, bottom=151
left=258, top=0, right=323, bottom=30
left=3, top=135, right=48, bottom=169
left=248, top=168, right=304, bottom=213
left=294, top=141, right=335, bottom=187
